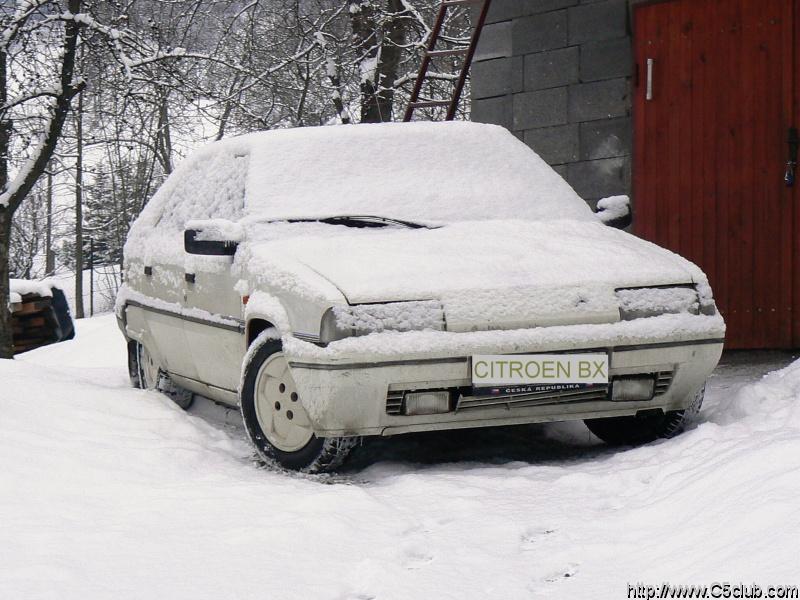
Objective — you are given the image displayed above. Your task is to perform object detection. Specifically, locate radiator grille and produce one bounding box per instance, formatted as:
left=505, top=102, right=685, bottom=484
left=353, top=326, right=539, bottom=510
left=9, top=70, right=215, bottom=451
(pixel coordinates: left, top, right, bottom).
left=455, top=384, right=610, bottom=413
left=386, top=369, right=675, bottom=415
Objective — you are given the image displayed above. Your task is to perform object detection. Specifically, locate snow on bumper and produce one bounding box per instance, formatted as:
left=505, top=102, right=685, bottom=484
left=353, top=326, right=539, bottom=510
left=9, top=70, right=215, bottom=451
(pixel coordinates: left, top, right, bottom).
left=283, top=313, right=725, bottom=437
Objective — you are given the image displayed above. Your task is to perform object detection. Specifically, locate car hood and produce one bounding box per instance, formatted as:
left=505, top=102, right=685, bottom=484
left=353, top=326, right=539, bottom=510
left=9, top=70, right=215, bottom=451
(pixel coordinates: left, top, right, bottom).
left=247, top=220, right=707, bottom=331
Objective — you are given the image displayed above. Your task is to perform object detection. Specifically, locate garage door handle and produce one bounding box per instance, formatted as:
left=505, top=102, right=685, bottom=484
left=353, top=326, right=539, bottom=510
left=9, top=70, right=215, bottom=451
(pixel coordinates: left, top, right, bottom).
left=646, top=58, right=654, bottom=101
left=786, top=127, right=798, bottom=187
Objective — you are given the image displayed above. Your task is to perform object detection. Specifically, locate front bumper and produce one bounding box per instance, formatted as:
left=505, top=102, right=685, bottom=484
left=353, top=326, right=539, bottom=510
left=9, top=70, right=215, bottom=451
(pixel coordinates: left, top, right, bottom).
left=284, top=314, right=725, bottom=437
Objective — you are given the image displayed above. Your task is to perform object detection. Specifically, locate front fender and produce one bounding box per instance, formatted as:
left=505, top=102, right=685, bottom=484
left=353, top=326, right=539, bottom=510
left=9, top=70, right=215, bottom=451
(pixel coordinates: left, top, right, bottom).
left=244, top=291, right=292, bottom=341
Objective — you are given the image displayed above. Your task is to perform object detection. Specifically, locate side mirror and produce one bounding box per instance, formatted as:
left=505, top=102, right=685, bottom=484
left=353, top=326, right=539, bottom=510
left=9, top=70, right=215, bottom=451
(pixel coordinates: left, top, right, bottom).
left=184, top=219, right=242, bottom=256
left=596, top=195, right=632, bottom=229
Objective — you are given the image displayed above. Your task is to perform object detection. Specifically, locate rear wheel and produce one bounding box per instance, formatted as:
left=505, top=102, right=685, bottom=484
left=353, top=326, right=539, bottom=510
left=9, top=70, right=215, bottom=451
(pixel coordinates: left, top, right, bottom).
left=130, top=341, right=194, bottom=410
left=240, top=337, right=357, bottom=472
left=584, top=385, right=705, bottom=446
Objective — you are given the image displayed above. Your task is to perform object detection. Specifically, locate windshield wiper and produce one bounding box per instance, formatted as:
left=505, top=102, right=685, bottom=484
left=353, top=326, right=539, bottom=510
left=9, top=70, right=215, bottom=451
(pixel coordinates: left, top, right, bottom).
left=285, top=215, right=428, bottom=229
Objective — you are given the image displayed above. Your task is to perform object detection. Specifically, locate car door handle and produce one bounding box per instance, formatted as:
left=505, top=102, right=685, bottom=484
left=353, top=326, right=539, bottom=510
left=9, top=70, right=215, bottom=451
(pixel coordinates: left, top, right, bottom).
left=185, top=273, right=195, bottom=284
left=786, top=127, right=798, bottom=187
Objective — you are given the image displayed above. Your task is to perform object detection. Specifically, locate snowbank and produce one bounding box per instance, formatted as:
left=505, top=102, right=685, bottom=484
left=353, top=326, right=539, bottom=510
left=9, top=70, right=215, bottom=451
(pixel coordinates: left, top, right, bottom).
left=1, top=316, right=798, bottom=599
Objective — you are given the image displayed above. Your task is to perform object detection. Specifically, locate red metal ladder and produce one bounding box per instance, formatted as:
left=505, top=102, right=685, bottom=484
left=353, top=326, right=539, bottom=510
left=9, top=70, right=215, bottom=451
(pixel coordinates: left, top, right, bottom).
left=402, top=0, right=493, bottom=122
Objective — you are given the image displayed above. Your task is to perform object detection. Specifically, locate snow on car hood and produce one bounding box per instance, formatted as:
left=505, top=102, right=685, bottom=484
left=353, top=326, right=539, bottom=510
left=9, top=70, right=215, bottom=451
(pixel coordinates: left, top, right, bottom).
left=245, top=219, right=707, bottom=330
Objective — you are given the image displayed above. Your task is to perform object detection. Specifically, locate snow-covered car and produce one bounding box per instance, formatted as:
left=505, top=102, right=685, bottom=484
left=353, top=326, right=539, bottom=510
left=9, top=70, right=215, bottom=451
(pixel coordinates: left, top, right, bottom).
left=116, top=121, right=725, bottom=472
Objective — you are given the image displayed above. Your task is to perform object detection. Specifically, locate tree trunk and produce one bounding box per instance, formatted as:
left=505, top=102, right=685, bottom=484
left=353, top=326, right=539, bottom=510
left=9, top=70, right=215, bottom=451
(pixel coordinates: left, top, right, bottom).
left=0, top=0, right=83, bottom=355
left=74, top=90, right=84, bottom=319
left=157, top=89, right=174, bottom=175
left=0, top=208, right=12, bottom=359
left=351, top=0, right=407, bottom=123
left=0, top=48, right=11, bottom=359
left=45, top=171, right=55, bottom=276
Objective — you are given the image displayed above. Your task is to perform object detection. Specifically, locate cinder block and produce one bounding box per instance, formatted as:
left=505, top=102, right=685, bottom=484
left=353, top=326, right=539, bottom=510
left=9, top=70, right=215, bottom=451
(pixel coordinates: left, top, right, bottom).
left=474, top=21, right=512, bottom=61
left=568, top=78, right=629, bottom=122
left=472, top=58, right=512, bottom=99
left=579, top=116, right=631, bottom=160
left=523, top=124, right=579, bottom=164
left=580, top=37, right=632, bottom=82
left=566, top=156, right=630, bottom=200
left=552, top=164, right=569, bottom=179
left=524, top=46, right=579, bottom=91
left=519, top=0, right=579, bottom=14
left=568, top=0, right=628, bottom=45
left=511, top=56, right=524, bottom=93
left=512, top=10, right=568, bottom=55
left=471, top=95, right=513, bottom=129
left=513, top=87, right=568, bottom=130
left=484, top=0, right=522, bottom=24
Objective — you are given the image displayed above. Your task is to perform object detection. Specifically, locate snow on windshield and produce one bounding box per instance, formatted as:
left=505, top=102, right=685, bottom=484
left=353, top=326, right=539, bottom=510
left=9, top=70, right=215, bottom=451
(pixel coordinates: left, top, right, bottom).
left=244, top=121, right=593, bottom=224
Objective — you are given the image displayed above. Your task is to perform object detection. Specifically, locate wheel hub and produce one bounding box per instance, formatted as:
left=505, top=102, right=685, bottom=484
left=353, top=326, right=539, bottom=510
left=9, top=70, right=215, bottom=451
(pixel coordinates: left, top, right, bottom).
left=254, top=352, right=314, bottom=452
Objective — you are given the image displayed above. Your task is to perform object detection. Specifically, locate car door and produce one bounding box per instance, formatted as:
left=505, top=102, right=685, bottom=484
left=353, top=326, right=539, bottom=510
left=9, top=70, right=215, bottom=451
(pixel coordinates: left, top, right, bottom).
left=131, top=200, right=199, bottom=382
left=181, top=153, right=250, bottom=399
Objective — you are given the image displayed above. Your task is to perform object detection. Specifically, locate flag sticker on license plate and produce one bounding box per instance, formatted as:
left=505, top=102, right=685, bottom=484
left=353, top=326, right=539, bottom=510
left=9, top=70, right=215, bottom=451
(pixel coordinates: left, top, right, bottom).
left=471, top=354, right=609, bottom=388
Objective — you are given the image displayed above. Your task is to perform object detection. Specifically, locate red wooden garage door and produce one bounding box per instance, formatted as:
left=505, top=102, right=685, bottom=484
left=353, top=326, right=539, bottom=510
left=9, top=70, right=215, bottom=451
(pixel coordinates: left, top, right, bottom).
left=633, top=0, right=798, bottom=348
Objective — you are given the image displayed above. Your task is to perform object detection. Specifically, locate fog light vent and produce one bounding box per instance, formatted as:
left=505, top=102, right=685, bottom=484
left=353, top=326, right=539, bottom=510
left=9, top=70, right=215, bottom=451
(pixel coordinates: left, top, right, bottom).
left=404, top=390, right=450, bottom=415
left=386, top=390, right=404, bottom=415
left=611, top=377, right=655, bottom=402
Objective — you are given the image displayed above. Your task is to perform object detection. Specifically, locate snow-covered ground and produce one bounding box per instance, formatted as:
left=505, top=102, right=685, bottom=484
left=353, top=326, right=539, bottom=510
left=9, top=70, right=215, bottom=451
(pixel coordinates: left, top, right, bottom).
left=1, top=315, right=798, bottom=599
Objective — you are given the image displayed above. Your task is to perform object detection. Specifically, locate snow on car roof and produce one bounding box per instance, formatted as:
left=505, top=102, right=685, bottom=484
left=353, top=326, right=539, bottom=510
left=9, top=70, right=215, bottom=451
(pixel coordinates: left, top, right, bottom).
left=142, top=121, right=594, bottom=231
left=243, top=121, right=593, bottom=223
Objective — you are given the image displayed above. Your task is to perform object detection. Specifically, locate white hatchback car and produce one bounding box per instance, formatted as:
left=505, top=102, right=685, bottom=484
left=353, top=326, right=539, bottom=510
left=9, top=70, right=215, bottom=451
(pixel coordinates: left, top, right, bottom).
left=116, top=121, right=725, bottom=472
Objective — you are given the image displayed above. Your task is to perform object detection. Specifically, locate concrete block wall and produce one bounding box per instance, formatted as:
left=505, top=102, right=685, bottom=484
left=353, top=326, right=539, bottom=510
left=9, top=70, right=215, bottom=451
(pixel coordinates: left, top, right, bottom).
left=471, top=0, right=632, bottom=206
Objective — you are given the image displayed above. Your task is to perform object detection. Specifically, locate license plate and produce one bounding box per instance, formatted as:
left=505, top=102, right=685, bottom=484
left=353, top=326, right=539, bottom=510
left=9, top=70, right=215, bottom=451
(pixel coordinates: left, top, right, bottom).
left=471, top=353, right=609, bottom=395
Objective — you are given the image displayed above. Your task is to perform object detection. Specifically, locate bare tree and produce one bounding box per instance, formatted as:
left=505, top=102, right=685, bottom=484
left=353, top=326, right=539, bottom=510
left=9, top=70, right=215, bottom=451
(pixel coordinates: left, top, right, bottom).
left=0, top=0, right=230, bottom=357
left=0, top=0, right=474, bottom=357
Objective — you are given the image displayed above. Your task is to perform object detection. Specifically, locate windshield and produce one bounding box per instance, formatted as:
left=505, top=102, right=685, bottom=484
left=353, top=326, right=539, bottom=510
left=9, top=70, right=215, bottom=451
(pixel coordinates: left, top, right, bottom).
left=242, top=122, right=595, bottom=224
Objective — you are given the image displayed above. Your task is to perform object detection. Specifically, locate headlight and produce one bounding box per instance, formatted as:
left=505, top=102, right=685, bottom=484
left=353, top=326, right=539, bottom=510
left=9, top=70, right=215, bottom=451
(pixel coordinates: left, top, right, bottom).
left=616, top=286, right=700, bottom=320
left=320, top=301, right=445, bottom=344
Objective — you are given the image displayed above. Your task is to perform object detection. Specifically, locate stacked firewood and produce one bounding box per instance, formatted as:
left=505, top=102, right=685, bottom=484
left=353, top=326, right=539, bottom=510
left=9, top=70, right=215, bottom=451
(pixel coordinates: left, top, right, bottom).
left=10, top=293, right=62, bottom=354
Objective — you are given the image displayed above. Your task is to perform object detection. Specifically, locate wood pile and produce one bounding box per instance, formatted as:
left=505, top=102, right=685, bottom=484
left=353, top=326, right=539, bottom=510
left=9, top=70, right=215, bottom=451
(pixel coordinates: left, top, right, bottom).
left=10, top=293, right=61, bottom=355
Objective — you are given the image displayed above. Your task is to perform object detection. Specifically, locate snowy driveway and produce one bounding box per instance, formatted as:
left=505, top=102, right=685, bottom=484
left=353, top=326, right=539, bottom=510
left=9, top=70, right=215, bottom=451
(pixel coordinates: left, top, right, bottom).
left=1, top=315, right=798, bottom=599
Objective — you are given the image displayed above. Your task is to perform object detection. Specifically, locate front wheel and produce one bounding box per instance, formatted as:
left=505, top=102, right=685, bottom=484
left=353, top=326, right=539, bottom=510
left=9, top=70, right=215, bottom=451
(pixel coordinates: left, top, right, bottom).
left=584, top=385, right=705, bottom=446
left=240, top=337, right=357, bottom=472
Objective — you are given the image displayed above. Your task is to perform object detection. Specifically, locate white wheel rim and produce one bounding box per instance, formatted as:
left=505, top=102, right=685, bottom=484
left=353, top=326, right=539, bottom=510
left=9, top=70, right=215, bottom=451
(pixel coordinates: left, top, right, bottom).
left=254, top=352, right=314, bottom=452
left=140, top=345, right=160, bottom=390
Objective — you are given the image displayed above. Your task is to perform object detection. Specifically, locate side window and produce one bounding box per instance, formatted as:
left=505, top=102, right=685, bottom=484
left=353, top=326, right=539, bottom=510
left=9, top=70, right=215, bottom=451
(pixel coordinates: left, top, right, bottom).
left=156, top=152, right=248, bottom=230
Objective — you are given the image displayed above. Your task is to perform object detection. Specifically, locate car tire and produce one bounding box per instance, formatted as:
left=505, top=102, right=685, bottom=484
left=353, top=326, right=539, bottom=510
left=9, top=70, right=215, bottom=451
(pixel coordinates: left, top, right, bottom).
left=584, top=385, right=705, bottom=446
left=131, top=340, right=194, bottom=410
left=240, top=336, right=358, bottom=473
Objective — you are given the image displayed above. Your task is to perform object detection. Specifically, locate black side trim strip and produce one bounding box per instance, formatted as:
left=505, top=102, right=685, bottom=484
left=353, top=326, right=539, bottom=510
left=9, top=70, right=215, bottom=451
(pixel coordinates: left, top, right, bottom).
left=288, top=338, right=724, bottom=371
left=289, top=357, right=467, bottom=371
left=173, top=373, right=238, bottom=394
left=125, top=300, right=244, bottom=333
left=613, top=338, right=724, bottom=352
left=293, top=332, right=321, bottom=343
